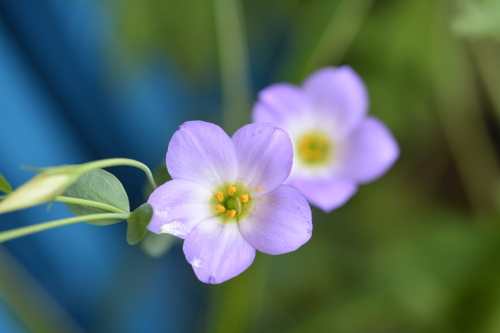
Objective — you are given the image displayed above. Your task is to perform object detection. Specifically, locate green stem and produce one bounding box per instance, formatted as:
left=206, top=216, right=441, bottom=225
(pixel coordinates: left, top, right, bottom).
left=213, top=0, right=252, bottom=135
left=78, top=158, right=157, bottom=189
left=53, top=196, right=128, bottom=214
left=0, top=195, right=5, bottom=200
left=0, top=213, right=130, bottom=243
left=300, top=0, right=374, bottom=80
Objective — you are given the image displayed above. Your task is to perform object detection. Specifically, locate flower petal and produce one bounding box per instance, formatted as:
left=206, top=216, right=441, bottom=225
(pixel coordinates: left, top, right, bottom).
left=338, top=117, right=399, bottom=183
left=303, top=66, right=368, bottom=139
left=147, top=179, right=212, bottom=239
left=286, top=176, right=357, bottom=213
left=166, top=121, right=238, bottom=188
left=239, top=185, right=312, bottom=255
left=232, top=123, right=293, bottom=196
left=251, top=83, right=310, bottom=127
left=183, top=219, right=256, bottom=284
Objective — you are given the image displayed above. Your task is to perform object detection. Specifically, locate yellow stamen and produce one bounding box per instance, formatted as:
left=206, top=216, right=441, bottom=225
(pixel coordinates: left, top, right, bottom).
left=239, top=194, right=249, bottom=203
left=227, top=186, right=237, bottom=195
left=226, top=209, right=236, bottom=218
left=215, top=205, right=226, bottom=213
left=297, top=132, right=332, bottom=165
left=215, top=191, right=224, bottom=202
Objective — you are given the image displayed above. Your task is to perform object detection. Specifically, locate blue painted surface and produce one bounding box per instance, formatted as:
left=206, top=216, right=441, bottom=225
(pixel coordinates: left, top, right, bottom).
left=0, top=1, right=205, bottom=332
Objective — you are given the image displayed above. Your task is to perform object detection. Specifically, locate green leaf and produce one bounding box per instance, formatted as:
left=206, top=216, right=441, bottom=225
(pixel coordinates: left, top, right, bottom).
left=63, top=169, right=130, bottom=226
left=140, top=231, right=177, bottom=258
left=0, top=173, right=12, bottom=194
left=126, top=203, right=153, bottom=245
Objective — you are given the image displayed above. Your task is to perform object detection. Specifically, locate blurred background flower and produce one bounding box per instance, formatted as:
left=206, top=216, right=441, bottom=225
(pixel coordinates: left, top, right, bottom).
left=1, top=0, right=500, bottom=332
left=252, top=66, right=399, bottom=212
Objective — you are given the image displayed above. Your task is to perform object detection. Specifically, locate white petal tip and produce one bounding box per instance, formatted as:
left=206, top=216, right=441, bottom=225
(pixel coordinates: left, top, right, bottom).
left=160, top=221, right=188, bottom=237
left=191, top=258, right=203, bottom=268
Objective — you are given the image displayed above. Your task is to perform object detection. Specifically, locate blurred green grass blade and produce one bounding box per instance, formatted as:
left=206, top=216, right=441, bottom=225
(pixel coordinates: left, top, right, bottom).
left=112, top=0, right=217, bottom=83
left=300, top=0, right=375, bottom=79
left=289, top=290, right=393, bottom=333
left=470, top=40, right=500, bottom=126
left=214, top=0, right=252, bottom=135
left=206, top=254, right=271, bottom=333
left=0, top=246, right=85, bottom=333
left=431, top=0, right=500, bottom=216
left=0, top=173, right=12, bottom=194
left=278, top=0, right=374, bottom=83
left=451, top=0, right=500, bottom=42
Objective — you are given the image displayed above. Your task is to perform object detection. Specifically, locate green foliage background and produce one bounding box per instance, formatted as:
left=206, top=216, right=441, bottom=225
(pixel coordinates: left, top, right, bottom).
left=114, top=0, right=500, bottom=332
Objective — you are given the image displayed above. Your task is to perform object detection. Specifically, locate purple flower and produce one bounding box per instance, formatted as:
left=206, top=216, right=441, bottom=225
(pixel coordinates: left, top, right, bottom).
left=252, top=66, right=399, bottom=212
left=147, top=121, right=312, bottom=284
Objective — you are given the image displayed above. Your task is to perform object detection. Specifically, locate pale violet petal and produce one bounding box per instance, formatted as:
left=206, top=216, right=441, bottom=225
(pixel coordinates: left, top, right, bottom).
left=167, top=121, right=238, bottom=188
left=286, top=176, right=357, bottom=213
left=303, top=66, right=368, bottom=139
left=252, top=101, right=283, bottom=126
left=251, top=83, right=310, bottom=127
left=183, top=219, right=256, bottom=284
left=239, top=185, right=312, bottom=255
left=232, top=123, right=293, bottom=196
left=337, top=117, right=399, bottom=183
left=147, top=179, right=212, bottom=239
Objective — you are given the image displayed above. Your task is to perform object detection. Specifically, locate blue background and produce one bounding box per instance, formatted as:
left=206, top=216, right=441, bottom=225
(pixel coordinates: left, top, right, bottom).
left=0, top=1, right=206, bottom=332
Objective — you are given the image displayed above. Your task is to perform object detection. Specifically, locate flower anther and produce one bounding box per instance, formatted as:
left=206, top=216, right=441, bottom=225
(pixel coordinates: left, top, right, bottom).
left=211, top=183, right=254, bottom=223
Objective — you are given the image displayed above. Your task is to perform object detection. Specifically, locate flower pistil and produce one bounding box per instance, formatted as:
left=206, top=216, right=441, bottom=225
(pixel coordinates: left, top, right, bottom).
left=212, top=184, right=253, bottom=223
